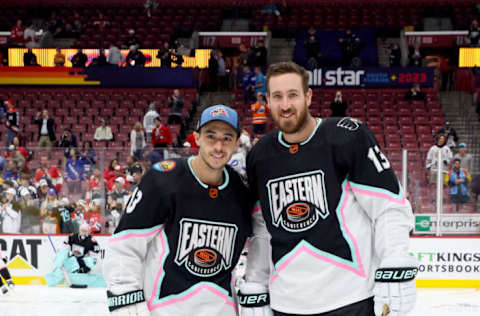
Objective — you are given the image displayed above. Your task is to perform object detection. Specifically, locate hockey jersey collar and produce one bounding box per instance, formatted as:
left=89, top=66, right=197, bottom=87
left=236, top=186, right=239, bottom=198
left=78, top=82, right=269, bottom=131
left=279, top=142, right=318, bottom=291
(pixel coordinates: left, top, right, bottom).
left=187, top=156, right=229, bottom=190
left=277, top=118, right=322, bottom=149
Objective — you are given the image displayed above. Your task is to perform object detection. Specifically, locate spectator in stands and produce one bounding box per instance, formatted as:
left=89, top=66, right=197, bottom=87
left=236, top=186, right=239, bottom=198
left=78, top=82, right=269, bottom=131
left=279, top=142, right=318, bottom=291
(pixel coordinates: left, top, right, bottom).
left=254, top=66, right=267, bottom=96
left=338, top=29, right=363, bottom=66
left=93, top=12, right=110, bottom=31
left=330, top=90, right=348, bottom=117
left=426, top=134, right=453, bottom=184
left=144, top=0, right=159, bottom=18
left=65, top=148, right=85, bottom=197
left=151, top=116, right=172, bottom=148
left=79, top=140, right=96, bottom=176
left=109, top=177, right=129, bottom=207
left=454, top=143, right=473, bottom=172
left=48, top=11, right=63, bottom=37
left=24, top=23, right=39, bottom=48
left=40, top=188, right=58, bottom=233
left=143, top=103, right=159, bottom=142
left=106, top=165, right=127, bottom=192
left=108, top=43, right=124, bottom=67
left=124, top=29, right=140, bottom=49
left=305, top=27, right=321, bottom=69
left=409, top=42, right=423, bottom=67
left=4, top=99, right=20, bottom=146
left=468, top=19, right=480, bottom=46
left=104, top=159, right=119, bottom=183
left=241, top=66, right=256, bottom=104
left=262, top=1, right=281, bottom=17
left=130, top=122, right=146, bottom=160
left=1, top=188, right=21, bottom=233
left=91, top=49, right=108, bottom=67
left=36, top=179, right=50, bottom=201
left=208, top=50, right=219, bottom=91
left=217, top=51, right=227, bottom=91
left=404, top=83, right=425, bottom=101
left=94, top=117, right=113, bottom=142
left=183, top=132, right=198, bottom=150
left=252, top=40, right=268, bottom=68
left=157, top=41, right=172, bottom=68
left=18, top=173, right=37, bottom=202
left=57, top=128, right=78, bottom=149
left=87, top=166, right=101, bottom=200
left=251, top=92, right=269, bottom=136
left=10, top=19, right=24, bottom=47
left=440, top=57, right=454, bottom=91
left=7, top=137, right=29, bottom=170
left=23, top=48, right=39, bottom=66
left=53, top=48, right=65, bottom=67
left=71, top=49, right=88, bottom=68
left=168, top=89, right=184, bottom=114
left=6, top=145, right=25, bottom=171
left=439, top=121, right=458, bottom=151
left=35, top=155, right=63, bottom=193
left=126, top=45, right=146, bottom=67
left=389, top=43, right=401, bottom=67
left=72, top=11, right=83, bottom=37
left=34, top=110, right=55, bottom=149
left=2, top=159, right=19, bottom=183
left=238, top=43, right=249, bottom=68
left=445, top=158, right=471, bottom=210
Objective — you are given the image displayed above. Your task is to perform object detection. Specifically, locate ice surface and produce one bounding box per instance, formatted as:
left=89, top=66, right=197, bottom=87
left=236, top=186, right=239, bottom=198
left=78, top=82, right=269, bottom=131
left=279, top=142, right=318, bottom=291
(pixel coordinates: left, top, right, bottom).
left=1, top=286, right=479, bottom=316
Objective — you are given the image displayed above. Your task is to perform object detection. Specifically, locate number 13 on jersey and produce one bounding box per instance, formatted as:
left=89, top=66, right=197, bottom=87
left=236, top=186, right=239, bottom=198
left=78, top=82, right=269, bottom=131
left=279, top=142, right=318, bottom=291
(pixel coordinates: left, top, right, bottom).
left=367, top=145, right=391, bottom=173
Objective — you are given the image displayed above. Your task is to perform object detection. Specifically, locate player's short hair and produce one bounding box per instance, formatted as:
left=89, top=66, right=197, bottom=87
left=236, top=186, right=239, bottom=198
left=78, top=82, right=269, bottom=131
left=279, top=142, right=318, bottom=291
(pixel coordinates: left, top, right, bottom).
left=266, top=61, right=309, bottom=95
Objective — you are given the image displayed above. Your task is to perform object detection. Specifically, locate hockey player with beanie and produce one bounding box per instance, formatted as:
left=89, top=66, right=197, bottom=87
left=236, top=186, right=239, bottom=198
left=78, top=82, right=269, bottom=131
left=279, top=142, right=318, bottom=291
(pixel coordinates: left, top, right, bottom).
left=240, top=62, right=417, bottom=316
left=104, top=105, right=253, bottom=316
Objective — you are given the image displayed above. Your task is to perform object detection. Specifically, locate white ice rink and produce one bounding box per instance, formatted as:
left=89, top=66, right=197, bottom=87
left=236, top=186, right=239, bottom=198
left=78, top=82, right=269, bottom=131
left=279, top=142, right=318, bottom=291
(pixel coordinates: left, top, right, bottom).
left=1, top=286, right=480, bottom=316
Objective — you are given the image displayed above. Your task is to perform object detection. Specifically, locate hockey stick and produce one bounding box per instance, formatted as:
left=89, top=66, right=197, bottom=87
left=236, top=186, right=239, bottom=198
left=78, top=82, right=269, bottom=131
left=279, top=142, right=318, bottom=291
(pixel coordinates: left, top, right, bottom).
left=47, top=235, right=87, bottom=289
left=381, top=304, right=390, bottom=316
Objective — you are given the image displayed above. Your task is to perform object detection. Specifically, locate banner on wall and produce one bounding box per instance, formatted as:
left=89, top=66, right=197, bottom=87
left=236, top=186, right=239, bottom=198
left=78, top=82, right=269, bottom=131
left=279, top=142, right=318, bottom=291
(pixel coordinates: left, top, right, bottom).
left=414, top=214, right=480, bottom=234
left=307, top=67, right=434, bottom=88
left=409, top=237, right=480, bottom=288
left=0, top=67, right=195, bottom=88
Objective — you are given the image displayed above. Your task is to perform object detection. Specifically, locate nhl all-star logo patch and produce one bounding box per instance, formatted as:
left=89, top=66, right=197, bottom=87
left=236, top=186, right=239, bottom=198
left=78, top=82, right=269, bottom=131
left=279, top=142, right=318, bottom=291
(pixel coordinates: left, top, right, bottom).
left=154, top=160, right=176, bottom=172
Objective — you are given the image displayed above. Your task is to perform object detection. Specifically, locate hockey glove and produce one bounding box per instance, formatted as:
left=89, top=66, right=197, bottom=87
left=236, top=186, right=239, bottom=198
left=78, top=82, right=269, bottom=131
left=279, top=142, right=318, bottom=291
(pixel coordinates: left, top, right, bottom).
left=238, top=281, right=273, bottom=316
left=107, top=289, right=149, bottom=316
left=373, top=256, right=418, bottom=316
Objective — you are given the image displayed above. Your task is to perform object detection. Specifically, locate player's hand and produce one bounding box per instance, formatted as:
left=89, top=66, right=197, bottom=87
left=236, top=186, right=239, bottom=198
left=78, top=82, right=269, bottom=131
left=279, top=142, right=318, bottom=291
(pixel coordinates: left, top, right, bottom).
left=238, top=281, right=273, bottom=316
left=107, top=288, right=149, bottom=316
left=373, top=256, right=418, bottom=316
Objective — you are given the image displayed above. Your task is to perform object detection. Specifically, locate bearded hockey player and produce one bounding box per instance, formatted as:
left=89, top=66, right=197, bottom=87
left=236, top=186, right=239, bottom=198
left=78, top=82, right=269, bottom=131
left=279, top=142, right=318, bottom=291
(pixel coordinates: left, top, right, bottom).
left=104, top=105, right=253, bottom=316
left=240, top=62, right=417, bottom=316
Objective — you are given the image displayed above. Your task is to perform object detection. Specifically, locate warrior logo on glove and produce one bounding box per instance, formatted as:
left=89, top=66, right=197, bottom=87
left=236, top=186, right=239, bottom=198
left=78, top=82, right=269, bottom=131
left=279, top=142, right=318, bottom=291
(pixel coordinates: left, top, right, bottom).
left=175, top=218, right=238, bottom=277
left=267, top=170, right=329, bottom=232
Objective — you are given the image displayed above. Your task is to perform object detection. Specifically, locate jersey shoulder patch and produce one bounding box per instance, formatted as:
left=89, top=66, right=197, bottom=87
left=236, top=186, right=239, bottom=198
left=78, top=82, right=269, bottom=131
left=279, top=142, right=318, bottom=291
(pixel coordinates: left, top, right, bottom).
left=336, top=117, right=362, bottom=131
left=153, top=160, right=177, bottom=172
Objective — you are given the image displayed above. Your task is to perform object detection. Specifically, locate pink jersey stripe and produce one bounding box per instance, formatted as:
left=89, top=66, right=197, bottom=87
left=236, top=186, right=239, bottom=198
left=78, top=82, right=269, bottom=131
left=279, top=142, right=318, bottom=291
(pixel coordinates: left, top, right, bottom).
left=108, top=226, right=164, bottom=243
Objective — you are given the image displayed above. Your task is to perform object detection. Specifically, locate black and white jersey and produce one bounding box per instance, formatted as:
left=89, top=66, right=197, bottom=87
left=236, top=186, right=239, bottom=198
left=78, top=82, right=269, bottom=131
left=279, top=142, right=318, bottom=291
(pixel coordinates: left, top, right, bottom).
left=246, top=117, right=414, bottom=314
left=104, top=157, right=253, bottom=316
left=68, top=233, right=99, bottom=259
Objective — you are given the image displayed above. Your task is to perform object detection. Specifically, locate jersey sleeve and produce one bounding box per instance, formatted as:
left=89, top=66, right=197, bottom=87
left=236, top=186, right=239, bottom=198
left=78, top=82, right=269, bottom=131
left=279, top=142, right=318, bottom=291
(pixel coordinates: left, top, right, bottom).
left=244, top=203, right=271, bottom=287
left=103, top=168, right=171, bottom=295
left=339, top=121, right=414, bottom=259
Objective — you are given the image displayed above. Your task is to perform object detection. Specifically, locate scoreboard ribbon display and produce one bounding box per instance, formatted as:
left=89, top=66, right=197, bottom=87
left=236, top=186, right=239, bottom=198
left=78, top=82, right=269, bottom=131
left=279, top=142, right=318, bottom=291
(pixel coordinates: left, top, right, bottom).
left=307, top=67, right=434, bottom=88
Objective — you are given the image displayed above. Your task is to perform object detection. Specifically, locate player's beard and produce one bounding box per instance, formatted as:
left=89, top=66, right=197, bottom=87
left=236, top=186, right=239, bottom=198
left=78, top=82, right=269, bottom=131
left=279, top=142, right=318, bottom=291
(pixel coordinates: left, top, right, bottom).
left=272, top=101, right=308, bottom=135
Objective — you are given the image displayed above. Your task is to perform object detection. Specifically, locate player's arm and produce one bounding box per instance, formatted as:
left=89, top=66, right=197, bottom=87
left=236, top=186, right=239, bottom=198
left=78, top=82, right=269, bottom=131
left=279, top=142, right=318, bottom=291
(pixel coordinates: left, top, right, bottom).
left=240, top=150, right=273, bottom=316
left=342, top=122, right=417, bottom=316
left=103, top=168, right=170, bottom=316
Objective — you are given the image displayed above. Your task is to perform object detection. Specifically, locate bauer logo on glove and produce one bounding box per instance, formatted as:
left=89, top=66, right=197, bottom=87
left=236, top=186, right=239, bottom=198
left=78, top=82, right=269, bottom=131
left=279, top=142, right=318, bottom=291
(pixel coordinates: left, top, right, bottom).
left=375, top=267, right=418, bottom=283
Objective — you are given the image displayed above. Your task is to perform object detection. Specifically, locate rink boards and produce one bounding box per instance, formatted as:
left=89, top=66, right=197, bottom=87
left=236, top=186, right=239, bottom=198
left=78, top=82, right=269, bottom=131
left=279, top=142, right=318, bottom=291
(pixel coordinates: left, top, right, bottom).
left=0, top=234, right=479, bottom=288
